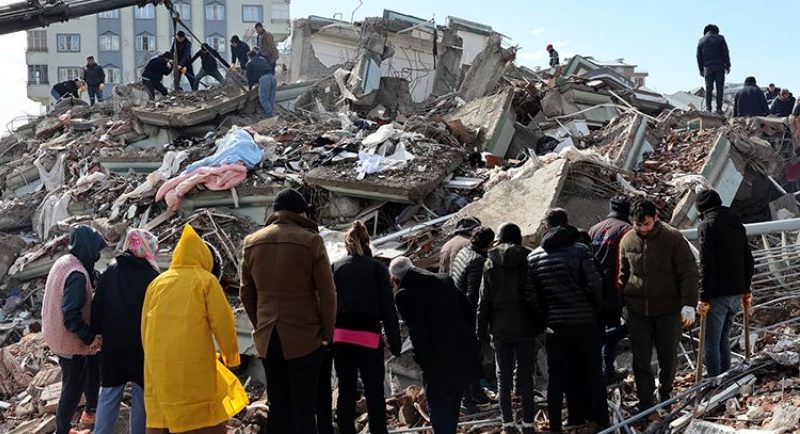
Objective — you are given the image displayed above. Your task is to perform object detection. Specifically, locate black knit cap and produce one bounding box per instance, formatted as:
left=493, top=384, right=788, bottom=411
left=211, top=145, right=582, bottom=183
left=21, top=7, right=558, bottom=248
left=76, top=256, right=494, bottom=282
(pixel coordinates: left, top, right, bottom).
left=273, top=188, right=307, bottom=213
left=696, top=189, right=722, bottom=214
left=609, top=195, right=631, bottom=216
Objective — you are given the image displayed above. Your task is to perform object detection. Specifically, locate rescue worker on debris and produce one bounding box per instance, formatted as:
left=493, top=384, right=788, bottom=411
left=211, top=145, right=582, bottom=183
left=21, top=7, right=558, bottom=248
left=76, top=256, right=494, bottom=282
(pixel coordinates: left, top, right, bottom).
left=328, top=221, right=402, bottom=434
left=588, top=195, right=633, bottom=384
left=42, top=225, right=106, bottom=434
left=91, top=229, right=159, bottom=434
left=254, top=22, right=279, bottom=67
left=734, top=76, right=770, bottom=117
left=770, top=88, right=796, bottom=117
left=141, top=52, right=173, bottom=100
left=82, top=56, right=105, bottom=105
left=391, top=256, right=481, bottom=434
left=171, top=31, right=197, bottom=91
left=526, top=209, right=608, bottom=433
left=695, top=189, right=755, bottom=377
left=696, top=24, right=731, bottom=114
left=477, top=223, right=536, bottom=434
left=229, top=35, right=251, bottom=69
left=239, top=188, right=336, bottom=434
left=619, top=198, right=699, bottom=411
left=51, top=78, right=83, bottom=103
left=438, top=216, right=481, bottom=274
left=191, top=43, right=225, bottom=87
left=142, top=225, right=245, bottom=434
left=245, top=50, right=277, bottom=117
left=765, top=83, right=781, bottom=104
left=450, top=226, right=495, bottom=409
left=547, top=43, right=559, bottom=67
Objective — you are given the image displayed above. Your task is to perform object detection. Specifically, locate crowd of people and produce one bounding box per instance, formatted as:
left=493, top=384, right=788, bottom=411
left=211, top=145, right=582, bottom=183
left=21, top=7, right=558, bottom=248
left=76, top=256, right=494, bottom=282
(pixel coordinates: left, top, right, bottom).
left=41, top=184, right=755, bottom=434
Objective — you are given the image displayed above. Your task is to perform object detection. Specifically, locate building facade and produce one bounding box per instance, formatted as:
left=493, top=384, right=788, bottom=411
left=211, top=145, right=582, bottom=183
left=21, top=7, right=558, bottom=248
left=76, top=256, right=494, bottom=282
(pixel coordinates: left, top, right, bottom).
left=25, top=0, right=290, bottom=105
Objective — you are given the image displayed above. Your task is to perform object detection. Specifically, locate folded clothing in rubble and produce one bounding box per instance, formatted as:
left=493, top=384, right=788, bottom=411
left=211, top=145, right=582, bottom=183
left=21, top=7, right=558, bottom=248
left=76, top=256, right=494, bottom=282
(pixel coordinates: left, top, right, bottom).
left=156, top=164, right=248, bottom=211
left=185, top=129, right=264, bottom=173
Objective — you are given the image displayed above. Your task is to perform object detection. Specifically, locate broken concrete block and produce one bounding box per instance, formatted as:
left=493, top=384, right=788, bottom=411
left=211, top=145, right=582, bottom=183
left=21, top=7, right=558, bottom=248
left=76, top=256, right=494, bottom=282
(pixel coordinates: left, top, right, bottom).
left=132, top=83, right=249, bottom=127
left=34, top=117, right=63, bottom=140
left=447, top=88, right=516, bottom=156
left=458, top=34, right=513, bottom=102
left=353, top=77, right=415, bottom=117
left=0, top=234, right=25, bottom=280
left=766, top=404, right=800, bottom=431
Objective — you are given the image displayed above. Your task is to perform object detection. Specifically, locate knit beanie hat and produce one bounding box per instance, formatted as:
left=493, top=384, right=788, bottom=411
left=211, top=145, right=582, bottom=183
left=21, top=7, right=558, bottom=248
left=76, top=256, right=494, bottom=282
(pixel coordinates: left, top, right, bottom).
left=273, top=188, right=307, bottom=213
left=609, top=195, right=631, bottom=216
left=696, top=189, right=722, bottom=214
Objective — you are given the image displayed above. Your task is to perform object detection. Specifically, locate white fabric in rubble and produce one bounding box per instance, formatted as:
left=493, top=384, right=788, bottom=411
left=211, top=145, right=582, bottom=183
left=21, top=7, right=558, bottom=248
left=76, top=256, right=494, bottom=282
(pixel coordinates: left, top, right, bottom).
left=356, top=142, right=416, bottom=177
left=334, top=68, right=359, bottom=102
left=34, top=191, right=71, bottom=239
left=362, top=124, right=399, bottom=148
left=110, top=150, right=189, bottom=220
left=74, top=172, right=108, bottom=193
left=667, top=174, right=713, bottom=192
left=33, top=153, right=67, bottom=192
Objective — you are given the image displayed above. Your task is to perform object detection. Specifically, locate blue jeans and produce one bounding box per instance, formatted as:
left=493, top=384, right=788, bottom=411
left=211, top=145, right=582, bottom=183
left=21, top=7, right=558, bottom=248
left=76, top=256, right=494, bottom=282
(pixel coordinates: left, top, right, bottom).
left=51, top=89, right=62, bottom=102
left=94, top=383, right=145, bottom=434
left=258, top=74, right=277, bottom=117
left=87, top=85, right=103, bottom=104
left=494, top=337, right=535, bottom=425
left=704, top=295, right=741, bottom=377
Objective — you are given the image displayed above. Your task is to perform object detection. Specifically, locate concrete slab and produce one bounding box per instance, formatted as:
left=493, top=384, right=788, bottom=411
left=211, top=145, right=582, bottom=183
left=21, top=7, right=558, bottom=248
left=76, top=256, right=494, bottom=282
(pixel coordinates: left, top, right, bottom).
left=446, top=88, right=515, bottom=156
left=131, top=84, right=249, bottom=127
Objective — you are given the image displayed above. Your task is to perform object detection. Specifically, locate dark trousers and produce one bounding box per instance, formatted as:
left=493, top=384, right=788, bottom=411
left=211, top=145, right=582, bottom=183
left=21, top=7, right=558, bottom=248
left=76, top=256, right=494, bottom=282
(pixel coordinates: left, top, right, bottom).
left=545, top=325, right=608, bottom=432
left=143, top=79, right=168, bottom=100
left=334, top=344, right=389, bottom=434
left=262, top=332, right=324, bottom=434
left=602, top=317, right=628, bottom=376
left=704, top=65, right=726, bottom=111
left=87, top=85, right=103, bottom=105
left=174, top=66, right=197, bottom=91
left=317, top=347, right=334, bottom=434
left=494, top=337, right=535, bottom=425
left=427, top=390, right=463, bottom=434
left=196, top=68, right=225, bottom=87
left=56, top=355, right=100, bottom=434
left=628, top=311, right=682, bottom=409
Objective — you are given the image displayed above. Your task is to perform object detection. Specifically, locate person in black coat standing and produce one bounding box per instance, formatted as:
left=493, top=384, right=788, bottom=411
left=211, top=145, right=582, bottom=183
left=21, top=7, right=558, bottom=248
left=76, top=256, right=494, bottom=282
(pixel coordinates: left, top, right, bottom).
left=391, top=257, right=480, bottom=434
left=527, top=209, right=608, bottom=433
left=734, top=76, right=770, bottom=117
left=327, top=221, right=402, bottom=434
left=171, top=31, right=196, bottom=91
left=695, top=190, right=755, bottom=377
left=696, top=24, right=731, bottom=114
left=91, top=229, right=160, bottom=434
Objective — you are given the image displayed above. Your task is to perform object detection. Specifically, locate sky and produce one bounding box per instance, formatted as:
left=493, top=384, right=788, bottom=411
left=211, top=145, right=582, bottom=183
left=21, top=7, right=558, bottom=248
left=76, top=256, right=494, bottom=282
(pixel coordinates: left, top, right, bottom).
left=1, top=0, right=798, bottom=132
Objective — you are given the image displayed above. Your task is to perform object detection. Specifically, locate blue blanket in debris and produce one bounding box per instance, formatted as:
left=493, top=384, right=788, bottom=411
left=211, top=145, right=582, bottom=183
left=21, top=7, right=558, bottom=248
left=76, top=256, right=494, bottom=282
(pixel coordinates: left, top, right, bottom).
left=185, top=129, right=264, bottom=173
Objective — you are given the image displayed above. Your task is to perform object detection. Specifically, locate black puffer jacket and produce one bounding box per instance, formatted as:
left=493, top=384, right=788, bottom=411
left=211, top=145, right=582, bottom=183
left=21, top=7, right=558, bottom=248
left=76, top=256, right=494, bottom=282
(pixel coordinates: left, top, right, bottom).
left=82, top=64, right=105, bottom=86
left=734, top=84, right=770, bottom=117
left=477, top=243, right=539, bottom=341
left=696, top=32, right=730, bottom=71
left=698, top=206, right=755, bottom=302
left=450, top=244, right=487, bottom=306
left=332, top=252, right=402, bottom=356
left=526, top=225, right=601, bottom=328
left=770, top=95, right=796, bottom=117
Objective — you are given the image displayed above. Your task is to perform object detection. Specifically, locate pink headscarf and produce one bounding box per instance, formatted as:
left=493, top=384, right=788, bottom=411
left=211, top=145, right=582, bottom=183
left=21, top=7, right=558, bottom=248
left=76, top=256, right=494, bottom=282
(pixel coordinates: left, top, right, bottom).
left=123, top=228, right=159, bottom=271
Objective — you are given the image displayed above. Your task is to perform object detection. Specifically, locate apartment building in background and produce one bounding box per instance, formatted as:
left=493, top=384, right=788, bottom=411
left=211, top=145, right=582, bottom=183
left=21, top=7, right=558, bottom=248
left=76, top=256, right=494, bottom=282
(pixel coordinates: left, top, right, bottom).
left=25, top=0, right=290, bottom=105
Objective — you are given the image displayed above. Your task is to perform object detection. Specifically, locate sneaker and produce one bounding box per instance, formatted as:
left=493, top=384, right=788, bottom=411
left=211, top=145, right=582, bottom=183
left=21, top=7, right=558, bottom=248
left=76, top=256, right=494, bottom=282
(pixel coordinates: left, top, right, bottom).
left=79, top=411, right=96, bottom=425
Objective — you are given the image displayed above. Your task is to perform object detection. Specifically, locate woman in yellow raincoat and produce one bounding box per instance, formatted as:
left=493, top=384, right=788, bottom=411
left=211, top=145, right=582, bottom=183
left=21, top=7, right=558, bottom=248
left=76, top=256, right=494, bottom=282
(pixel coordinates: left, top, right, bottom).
left=142, top=225, right=247, bottom=434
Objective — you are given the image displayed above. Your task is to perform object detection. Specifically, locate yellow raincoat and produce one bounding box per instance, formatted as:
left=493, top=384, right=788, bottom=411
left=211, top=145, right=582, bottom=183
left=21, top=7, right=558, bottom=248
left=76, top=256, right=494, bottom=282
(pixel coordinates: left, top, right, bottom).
left=142, top=225, right=245, bottom=432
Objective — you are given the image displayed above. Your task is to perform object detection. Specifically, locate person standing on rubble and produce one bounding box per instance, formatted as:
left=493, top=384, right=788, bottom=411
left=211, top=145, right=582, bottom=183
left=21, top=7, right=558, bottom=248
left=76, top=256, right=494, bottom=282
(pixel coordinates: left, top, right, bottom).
left=391, top=256, right=481, bottom=434
left=547, top=44, right=559, bottom=67
left=245, top=50, right=278, bottom=117
left=91, top=229, right=159, bottom=434
left=141, top=52, right=173, bottom=100
left=171, top=31, right=197, bottom=91
left=42, top=225, right=106, bottom=434
left=142, top=225, right=244, bottom=434
left=588, top=196, right=633, bottom=384
left=694, top=190, right=754, bottom=377
left=82, top=56, right=105, bottom=105
left=438, top=217, right=481, bottom=274
left=734, top=76, right=770, bottom=117
left=240, top=188, right=336, bottom=434
left=619, top=198, right=699, bottom=411
left=770, top=88, right=796, bottom=117
left=477, top=223, right=537, bottom=434
left=191, top=43, right=225, bottom=88
left=51, top=78, right=83, bottom=103
left=229, top=35, right=250, bottom=69
left=328, top=221, right=402, bottom=434
left=526, top=209, right=608, bottom=433
left=696, top=24, right=731, bottom=114
left=254, top=22, right=279, bottom=67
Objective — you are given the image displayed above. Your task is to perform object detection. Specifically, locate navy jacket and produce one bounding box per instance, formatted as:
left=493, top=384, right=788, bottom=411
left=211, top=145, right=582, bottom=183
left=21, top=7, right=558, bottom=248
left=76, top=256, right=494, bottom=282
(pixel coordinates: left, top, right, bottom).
left=231, top=41, right=250, bottom=68
left=696, top=32, right=731, bottom=72
left=171, top=39, right=193, bottom=68
left=245, top=56, right=274, bottom=87
left=734, top=84, right=770, bottom=117
left=142, top=56, right=172, bottom=82
left=82, top=64, right=105, bottom=86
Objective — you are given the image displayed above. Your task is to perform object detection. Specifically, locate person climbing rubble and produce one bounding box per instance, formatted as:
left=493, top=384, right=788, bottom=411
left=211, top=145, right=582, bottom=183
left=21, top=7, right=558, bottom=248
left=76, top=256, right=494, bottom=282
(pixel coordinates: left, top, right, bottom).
left=438, top=216, right=481, bottom=274
left=50, top=78, right=83, bottom=103
left=619, top=198, right=699, bottom=412
left=239, top=188, right=336, bottom=434
left=91, top=229, right=159, bottom=434
left=695, top=189, right=754, bottom=377
left=391, top=256, right=480, bottom=434
left=191, top=43, right=225, bottom=88
left=141, top=52, right=174, bottom=100
left=141, top=225, right=245, bottom=434
left=41, top=225, right=106, bottom=434
left=229, top=35, right=250, bottom=69
left=245, top=50, right=277, bottom=117
left=477, top=223, right=537, bottom=434
left=526, top=209, right=608, bottom=433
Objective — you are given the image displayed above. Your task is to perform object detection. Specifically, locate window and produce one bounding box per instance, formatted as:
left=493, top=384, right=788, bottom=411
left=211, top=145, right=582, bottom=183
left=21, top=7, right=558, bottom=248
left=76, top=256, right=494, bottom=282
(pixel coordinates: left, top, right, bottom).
left=270, top=3, right=289, bottom=24
left=135, top=32, right=156, bottom=52
left=173, top=2, right=191, bottom=19
left=27, top=30, right=47, bottom=51
left=104, top=64, right=121, bottom=84
left=242, top=5, right=263, bottom=22
left=98, top=10, right=119, bottom=19
left=205, top=2, right=225, bottom=21
left=58, top=67, right=83, bottom=82
left=27, top=65, right=48, bottom=85
left=206, top=33, right=226, bottom=53
left=57, top=34, right=80, bottom=52
left=135, top=4, right=155, bottom=19
left=99, top=32, right=120, bottom=51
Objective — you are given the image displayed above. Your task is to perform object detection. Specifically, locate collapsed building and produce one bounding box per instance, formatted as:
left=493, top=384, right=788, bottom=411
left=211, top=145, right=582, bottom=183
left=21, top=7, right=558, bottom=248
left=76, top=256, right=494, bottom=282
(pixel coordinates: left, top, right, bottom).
left=1, top=7, right=800, bottom=434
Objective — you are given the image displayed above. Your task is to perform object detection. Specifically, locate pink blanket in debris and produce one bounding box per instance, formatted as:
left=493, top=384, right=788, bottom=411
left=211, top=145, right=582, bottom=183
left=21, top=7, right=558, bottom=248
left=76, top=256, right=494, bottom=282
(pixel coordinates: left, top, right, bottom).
left=156, top=163, right=248, bottom=211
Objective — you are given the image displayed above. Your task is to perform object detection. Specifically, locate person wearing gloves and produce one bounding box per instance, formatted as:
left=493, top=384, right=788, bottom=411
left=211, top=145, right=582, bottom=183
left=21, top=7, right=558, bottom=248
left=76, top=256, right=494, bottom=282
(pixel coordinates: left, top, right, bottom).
left=695, top=190, right=754, bottom=377
left=51, top=78, right=83, bottom=103
left=42, top=225, right=106, bottom=434
left=229, top=35, right=250, bottom=69
left=91, top=229, right=159, bottom=434
left=329, top=221, right=402, bottom=434
left=142, top=225, right=244, bottom=434
left=170, top=31, right=196, bottom=91
left=141, top=52, right=174, bottom=100
left=619, top=198, right=699, bottom=411
left=82, top=56, right=105, bottom=105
